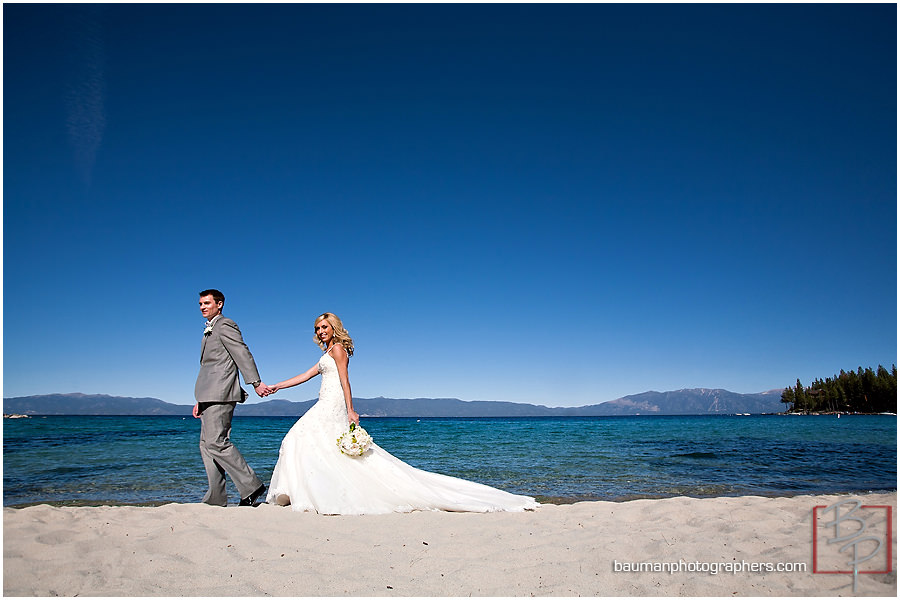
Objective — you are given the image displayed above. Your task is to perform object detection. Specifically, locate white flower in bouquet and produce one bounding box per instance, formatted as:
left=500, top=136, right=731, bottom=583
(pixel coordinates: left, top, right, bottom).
left=336, top=422, right=372, bottom=457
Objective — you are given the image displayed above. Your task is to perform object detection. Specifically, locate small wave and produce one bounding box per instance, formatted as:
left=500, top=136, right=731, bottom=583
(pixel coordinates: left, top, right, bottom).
left=671, top=452, right=719, bottom=459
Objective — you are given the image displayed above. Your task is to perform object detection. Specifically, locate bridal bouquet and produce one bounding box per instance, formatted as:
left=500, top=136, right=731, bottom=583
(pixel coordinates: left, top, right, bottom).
left=336, top=422, right=372, bottom=457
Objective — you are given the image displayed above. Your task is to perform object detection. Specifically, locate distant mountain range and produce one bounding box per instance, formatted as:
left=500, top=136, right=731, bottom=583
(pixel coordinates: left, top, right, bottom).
left=2, top=389, right=786, bottom=417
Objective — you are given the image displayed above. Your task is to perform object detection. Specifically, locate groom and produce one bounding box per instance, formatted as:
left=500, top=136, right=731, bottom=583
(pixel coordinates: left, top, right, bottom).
left=193, top=289, right=269, bottom=507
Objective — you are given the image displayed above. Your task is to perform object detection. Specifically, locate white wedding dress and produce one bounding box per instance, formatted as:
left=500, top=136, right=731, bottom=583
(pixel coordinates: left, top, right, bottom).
left=266, top=351, right=539, bottom=515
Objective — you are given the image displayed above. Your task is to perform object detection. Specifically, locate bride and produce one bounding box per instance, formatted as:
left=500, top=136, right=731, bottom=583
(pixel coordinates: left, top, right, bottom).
left=265, top=312, right=539, bottom=515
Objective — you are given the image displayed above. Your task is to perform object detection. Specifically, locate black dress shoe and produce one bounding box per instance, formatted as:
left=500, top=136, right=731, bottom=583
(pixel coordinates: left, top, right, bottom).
left=239, top=484, right=266, bottom=507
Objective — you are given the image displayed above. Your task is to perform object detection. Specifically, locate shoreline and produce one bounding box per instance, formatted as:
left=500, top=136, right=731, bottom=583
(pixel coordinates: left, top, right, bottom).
left=5, top=492, right=896, bottom=596
left=5, top=487, right=896, bottom=510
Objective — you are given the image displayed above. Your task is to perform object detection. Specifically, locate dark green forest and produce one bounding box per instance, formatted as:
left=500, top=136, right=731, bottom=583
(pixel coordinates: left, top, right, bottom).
left=781, top=365, right=897, bottom=413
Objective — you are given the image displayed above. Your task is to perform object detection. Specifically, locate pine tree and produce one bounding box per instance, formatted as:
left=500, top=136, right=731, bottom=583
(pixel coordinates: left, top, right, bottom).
left=781, top=386, right=795, bottom=410
left=794, top=379, right=807, bottom=412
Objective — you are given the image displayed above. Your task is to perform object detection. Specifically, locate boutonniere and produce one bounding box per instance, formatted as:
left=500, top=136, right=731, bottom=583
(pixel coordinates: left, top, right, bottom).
left=203, top=323, right=213, bottom=336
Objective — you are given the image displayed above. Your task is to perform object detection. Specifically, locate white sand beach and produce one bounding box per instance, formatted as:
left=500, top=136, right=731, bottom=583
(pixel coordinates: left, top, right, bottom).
left=4, top=492, right=896, bottom=597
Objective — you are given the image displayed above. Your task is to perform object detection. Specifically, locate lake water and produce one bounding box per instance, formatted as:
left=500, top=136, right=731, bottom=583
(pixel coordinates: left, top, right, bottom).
left=3, top=414, right=896, bottom=507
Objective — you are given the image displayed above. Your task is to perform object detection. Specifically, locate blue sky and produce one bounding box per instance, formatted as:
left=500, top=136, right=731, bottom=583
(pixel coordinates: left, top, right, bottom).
left=4, top=3, right=896, bottom=408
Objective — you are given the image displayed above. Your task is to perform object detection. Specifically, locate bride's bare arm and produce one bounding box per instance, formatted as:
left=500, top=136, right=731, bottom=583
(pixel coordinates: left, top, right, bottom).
left=330, top=345, right=358, bottom=425
left=271, top=364, right=320, bottom=393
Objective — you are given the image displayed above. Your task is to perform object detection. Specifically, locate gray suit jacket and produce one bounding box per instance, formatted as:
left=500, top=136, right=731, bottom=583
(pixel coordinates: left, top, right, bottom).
left=194, top=316, right=261, bottom=404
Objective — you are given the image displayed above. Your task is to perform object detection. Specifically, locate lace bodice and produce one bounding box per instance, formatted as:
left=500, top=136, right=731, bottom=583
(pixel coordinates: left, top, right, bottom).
left=314, top=351, right=347, bottom=431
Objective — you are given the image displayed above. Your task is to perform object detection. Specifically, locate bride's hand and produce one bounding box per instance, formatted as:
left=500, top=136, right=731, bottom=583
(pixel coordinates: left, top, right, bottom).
left=347, top=409, right=360, bottom=426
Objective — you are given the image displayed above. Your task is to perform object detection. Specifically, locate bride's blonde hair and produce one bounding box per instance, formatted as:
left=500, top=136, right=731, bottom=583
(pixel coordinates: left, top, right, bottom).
left=314, top=312, right=354, bottom=356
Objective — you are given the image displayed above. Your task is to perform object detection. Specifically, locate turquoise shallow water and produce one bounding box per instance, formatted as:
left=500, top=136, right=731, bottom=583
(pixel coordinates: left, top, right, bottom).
left=2, top=414, right=896, bottom=506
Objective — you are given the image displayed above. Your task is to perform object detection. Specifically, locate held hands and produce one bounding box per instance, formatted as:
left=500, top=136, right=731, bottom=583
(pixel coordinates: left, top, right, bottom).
left=254, top=382, right=275, bottom=397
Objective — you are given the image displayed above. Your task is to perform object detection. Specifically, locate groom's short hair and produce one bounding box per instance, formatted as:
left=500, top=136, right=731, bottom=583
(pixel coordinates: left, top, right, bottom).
left=199, top=289, right=225, bottom=306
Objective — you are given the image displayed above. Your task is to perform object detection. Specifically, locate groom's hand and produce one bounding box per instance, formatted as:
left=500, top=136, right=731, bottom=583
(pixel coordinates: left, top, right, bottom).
left=192, top=403, right=201, bottom=418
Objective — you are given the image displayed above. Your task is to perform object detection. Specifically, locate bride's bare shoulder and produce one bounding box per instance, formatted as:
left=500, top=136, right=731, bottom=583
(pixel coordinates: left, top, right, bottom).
left=329, top=344, right=349, bottom=360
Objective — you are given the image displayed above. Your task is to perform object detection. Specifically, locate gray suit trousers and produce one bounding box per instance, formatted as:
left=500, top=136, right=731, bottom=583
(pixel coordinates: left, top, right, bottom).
left=198, top=402, right=262, bottom=506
